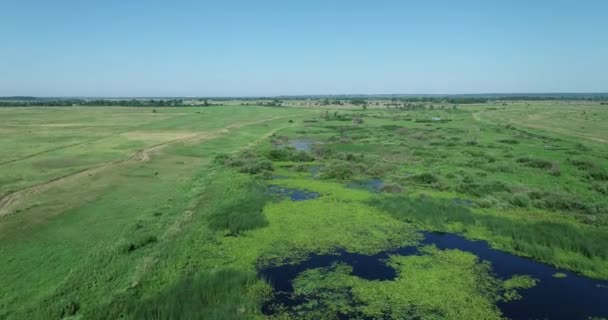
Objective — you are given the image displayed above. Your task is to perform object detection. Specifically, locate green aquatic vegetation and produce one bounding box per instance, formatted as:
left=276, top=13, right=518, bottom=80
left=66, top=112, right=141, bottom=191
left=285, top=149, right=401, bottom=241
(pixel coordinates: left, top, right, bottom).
left=225, top=197, right=421, bottom=268
left=501, top=275, right=538, bottom=301
left=287, top=247, right=529, bottom=320
left=553, top=272, right=568, bottom=278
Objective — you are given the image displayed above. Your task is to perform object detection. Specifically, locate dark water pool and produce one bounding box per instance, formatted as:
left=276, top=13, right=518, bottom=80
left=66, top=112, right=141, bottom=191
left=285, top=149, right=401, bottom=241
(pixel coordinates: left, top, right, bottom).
left=289, top=140, right=315, bottom=152
left=267, top=185, right=319, bottom=201
left=259, top=232, right=608, bottom=319
left=346, top=178, right=385, bottom=193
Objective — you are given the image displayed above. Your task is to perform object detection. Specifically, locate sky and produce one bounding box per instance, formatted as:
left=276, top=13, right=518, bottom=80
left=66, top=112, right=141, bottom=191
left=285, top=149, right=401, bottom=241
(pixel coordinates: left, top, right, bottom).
left=1, top=0, right=607, bottom=97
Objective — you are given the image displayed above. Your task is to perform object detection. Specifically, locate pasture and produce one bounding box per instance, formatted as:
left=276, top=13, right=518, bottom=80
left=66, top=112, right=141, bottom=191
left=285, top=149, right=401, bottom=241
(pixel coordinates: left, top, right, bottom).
left=0, top=102, right=607, bottom=319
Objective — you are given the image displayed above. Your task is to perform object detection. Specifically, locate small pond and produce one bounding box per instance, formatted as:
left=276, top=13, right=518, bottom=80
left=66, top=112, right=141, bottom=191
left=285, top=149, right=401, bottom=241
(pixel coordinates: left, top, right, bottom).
left=259, top=232, right=608, bottom=320
left=289, top=139, right=316, bottom=152
left=346, top=178, right=385, bottom=193
left=267, top=185, right=319, bottom=201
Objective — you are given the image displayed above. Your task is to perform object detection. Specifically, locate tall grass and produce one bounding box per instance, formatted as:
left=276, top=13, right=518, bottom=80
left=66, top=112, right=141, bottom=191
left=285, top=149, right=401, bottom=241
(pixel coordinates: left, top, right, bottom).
left=206, top=180, right=269, bottom=235
left=89, top=269, right=261, bottom=320
left=133, top=269, right=260, bottom=320
left=368, top=195, right=608, bottom=277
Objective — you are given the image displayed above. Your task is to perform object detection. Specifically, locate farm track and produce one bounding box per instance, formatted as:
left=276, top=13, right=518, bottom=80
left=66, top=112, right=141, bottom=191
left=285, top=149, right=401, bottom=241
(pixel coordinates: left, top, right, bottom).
left=0, top=130, right=130, bottom=166
left=0, top=116, right=287, bottom=217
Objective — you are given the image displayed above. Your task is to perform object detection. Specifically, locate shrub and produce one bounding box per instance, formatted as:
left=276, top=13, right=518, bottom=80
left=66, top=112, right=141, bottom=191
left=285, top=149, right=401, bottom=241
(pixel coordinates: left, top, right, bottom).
left=587, top=167, right=608, bottom=181
left=239, top=159, right=273, bottom=174
left=498, top=139, right=519, bottom=144
left=408, top=172, right=439, bottom=184
left=213, top=153, right=230, bottom=165
left=549, top=161, right=561, bottom=176
left=291, top=150, right=314, bottom=162
left=569, top=158, right=596, bottom=170
left=516, top=157, right=552, bottom=169
left=591, top=182, right=608, bottom=195
left=457, top=180, right=509, bottom=197
left=118, top=234, right=158, bottom=254
left=320, top=160, right=355, bottom=180
left=528, top=191, right=602, bottom=216
left=509, top=193, right=531, bottom=208
left=267, top=148, right=294, bottom=161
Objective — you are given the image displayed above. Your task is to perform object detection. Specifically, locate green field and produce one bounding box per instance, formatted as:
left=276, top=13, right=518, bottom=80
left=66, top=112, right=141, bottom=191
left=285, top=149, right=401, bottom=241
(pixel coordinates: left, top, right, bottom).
left=1, top=103, right=607, bottom=319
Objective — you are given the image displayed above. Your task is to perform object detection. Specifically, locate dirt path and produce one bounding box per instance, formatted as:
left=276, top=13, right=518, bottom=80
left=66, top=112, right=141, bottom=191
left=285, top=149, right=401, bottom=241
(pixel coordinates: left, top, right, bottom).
left=0, top=116, right=287, bottom=217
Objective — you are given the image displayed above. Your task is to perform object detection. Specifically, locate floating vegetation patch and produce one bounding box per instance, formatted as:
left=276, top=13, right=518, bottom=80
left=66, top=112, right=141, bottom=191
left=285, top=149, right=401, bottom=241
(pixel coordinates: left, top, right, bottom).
left=260, top=232, right=608, bottom=320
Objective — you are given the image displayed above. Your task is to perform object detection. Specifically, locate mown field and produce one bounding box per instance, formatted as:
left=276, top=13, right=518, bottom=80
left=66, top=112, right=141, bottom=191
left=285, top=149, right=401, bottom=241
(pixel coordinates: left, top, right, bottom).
left=0, top=103, right=607, bottom=319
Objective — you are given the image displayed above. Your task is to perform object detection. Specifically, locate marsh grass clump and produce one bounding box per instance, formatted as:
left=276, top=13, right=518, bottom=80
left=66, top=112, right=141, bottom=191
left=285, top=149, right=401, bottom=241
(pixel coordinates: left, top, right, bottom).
left=549, top=161, right=561, bottom=176
left=591, top=182, right=608, bottom=195
left=207, top=181, right=269, bottom=235
left=369, top=195, right=608, bottom=275
left=569, top=158, right=596, bottom=170
left=456, top=179, right=510, bottom=197
left=131, top=269, right=260, bottom=320
left=587, top=166, right=608, bottom=181
left=408, top=172, right=439, bottom=185
left=568, top=158, right=608, bottom=181
left=267, top=147, right=314, bottom=162
left=508, top=193, right=531, bottom=208
left=320, top=160, right=356, bottom=180
left=527, top=191, right=603, bottom=216
left=516, top=156, right=552, bottom=169
left=498, top=138, right=519, bottom=144
left=215, top=152, right=274, bottom=175
left=118, top=234, right=158, bottom=254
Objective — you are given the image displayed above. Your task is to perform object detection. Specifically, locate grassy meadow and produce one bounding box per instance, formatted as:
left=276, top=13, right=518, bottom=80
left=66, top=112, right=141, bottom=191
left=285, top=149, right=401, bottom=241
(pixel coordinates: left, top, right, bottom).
left=0, top=102, right=607, bottom=319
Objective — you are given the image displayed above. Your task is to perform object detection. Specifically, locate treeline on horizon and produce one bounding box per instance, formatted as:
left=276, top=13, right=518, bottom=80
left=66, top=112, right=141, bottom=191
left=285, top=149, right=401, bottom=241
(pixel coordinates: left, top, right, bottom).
left=0, top=99, right=201, bottom=107
left=0, top=95, right=607, bottom=107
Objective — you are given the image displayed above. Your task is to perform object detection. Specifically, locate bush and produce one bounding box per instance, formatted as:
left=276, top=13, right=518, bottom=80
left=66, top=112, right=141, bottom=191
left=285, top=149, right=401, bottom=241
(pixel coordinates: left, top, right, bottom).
left=591, top=182, right=608, bottom=195
left=549, top=162, right=561, bottom=176
left=239, top=159, right=273, bottom=174
left=587, top=167, right=608, bottom=181
left=569, top=158, right=596, bottom=170
left=509, top=193, right=531, bottom=208
left=528, top=191, right=603, bottom=216
left=291, top=150, right=314, bottom=162
left=267, top=148, right=294, bottom=161
left=409, top=173, right=439, bottom=184
left=320, top=160, right=355, bottom=180
left=498, top=139, right=519, bottom=144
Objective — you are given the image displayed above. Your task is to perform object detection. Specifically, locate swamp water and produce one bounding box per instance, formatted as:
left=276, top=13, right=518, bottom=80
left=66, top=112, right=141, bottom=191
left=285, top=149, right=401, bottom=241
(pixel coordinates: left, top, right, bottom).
left=289, top=139, right=316, bottom=152
left=260, top=232, right=608, bottom=319
left=267, top=185, right=319, bottom=201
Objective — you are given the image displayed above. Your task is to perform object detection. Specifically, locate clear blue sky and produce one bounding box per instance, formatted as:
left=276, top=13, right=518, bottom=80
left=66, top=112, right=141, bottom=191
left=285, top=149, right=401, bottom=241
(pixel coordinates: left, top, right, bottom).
left=1, top=0, right=607, bottom=97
